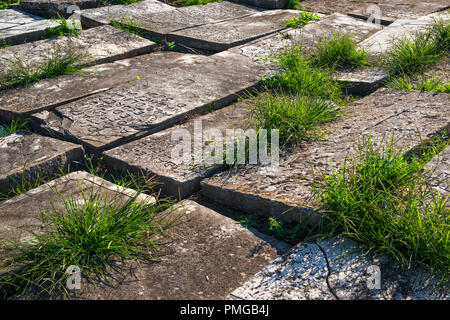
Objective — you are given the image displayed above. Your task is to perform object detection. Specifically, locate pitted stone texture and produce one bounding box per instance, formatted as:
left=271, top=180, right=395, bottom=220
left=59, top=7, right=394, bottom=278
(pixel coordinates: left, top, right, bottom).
left=230, top=237, right=449, bottom=300
left=103, top=101, right=252, bottom=199
left=361, top=11, right=450, bottom=55
left=0, top=9, right=58, bottom=46
left=80, top=0, right=175, bottom=28
left=19, top=0, right=102, bottom=18
left=230, top=0, right=286, bottom=10
left=168, top=9, right=300, bottom=52
left=201, top=89, right=450, bottom=223
left=31, top=51, right=267, bottom=153
left=0, top=133, right=83, bottom=196
left=425, top=146, right=450, bottom=203
left=0, top=25, right=156, bottom=73
left=112, top=1, right=262, bottom=39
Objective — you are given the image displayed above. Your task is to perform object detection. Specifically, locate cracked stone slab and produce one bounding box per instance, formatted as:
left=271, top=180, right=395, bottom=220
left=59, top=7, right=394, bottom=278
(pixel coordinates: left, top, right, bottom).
left=19, top=0, right=103, bottom=18
left=425, top=145, right=450, bottom=205
left=111, top=1, right=262, bottom=41
left=103, top=101, right=252, bottom=199
left=80, top=0, right=176, bottom=28
left=0, top=9, right=58, bottom=46
left=167, top=9, right=300, bottom=52
left=230, top=0, right=286, bottom=9
left=30, top=51, right=268, bottom=153
left=0, top=25, right=157, bottom=73
left=0, top=189, right=290, bottom=299
left=223, top=13, right=386, bottom=94
left=0, top=132, right=84, bottom=196
left=230, top=237, right=449, bottom=300
left=200, top=89, right=450, bottom=223
left=360, top=11, right=450, bottom=55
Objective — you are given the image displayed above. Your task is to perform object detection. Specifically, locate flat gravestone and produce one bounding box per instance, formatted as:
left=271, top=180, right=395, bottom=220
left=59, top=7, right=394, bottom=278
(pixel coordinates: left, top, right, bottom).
left=103, top=101, right=252, bottom=199
left=31, top=51, right=268, bottom=153
left=230, top=0, right=286, bottom=9
left=112, top=1, right=262, bottom=41
left=80, top=0, right=176, bottom=28
left=224, top=13, right=387, bottom=94
left=0, top=132, right=83, bottom=196
left=167, top=9, right=301, bottom=52
left=19, top=0, right=102, bottom=18
left=360, top=11, right=450, bottom=55
left=0, top=9, right=58, bottom=46
left=0, top=25, right=157, bottom=73
left=229, top=237, right=448, bottom=300
left=0, top=175, right=289, bottom=299
left=200, top=89, right=450, bottom=223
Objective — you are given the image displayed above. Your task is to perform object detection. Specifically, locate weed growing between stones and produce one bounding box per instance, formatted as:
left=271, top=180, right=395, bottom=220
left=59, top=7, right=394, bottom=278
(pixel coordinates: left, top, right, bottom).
left=0, top=183, right=175, bottom=299
left=0, top=118, right=29, bottom=138
left=110, top=17, right=144, bottom=38
left=0, top=46, right=86, bottom=90
left=0, top=0, right=17, bottom=9
left=312, top=134, right=450, bottom=281
left=386, top=72, right=450, bottom=93
left=46, top=15, right=81, bottom=38
left=174, top=0, right=221, bottom=6
left=111, top=0, right=142, bottom=5
left=310, top=32, right=370, bottom=69
left=285, top=10, right=320, bottom=28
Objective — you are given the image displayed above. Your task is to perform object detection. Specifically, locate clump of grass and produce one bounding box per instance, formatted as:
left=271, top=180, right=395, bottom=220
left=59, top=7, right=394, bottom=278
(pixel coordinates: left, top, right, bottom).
left=386, top=72, right=450, bottom=93
left=46, top=15, right=81, bottom=38
left=0, top=119, right=29, bottom=137
left=110, top=17, right=143, bottom=37
left=250, top=91, right=340, bottom=146
left=174, top=0, right=221, bottom=6
left=0, top=172, right=45, bottom=201
left=312, top=134, right=449, bottom=278
left=0, top=0, right=17, bottom=9
left=0, top=46, right=86, bottom=90
left=310, top=32, right=370, bottom=69
left=285, top=0, right=300, bottom=9
left=285, top=10, right=320, bottom=28
left=0, top=183, right=174, bottom=299
left=111, top=0, right=142, bottom=5
left=426, top=15, right=450, bottom=53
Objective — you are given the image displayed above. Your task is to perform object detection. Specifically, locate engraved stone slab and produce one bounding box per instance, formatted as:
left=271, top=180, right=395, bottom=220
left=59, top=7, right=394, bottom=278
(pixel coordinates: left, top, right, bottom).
left=0, top=9, right=58, bottom=46
left=167, top=9, right=300, bottom=52
left=80, top=0, right=176, bottom=28
left=229, top=237, right=448, bottom=300
left=112, top=1, right=262, bottom=40
left=0, top=133, right=83, bottom=196
left=0, top=182, right=290, bottom=299
left=200, top=89, right=450, bottom=223
left=0, top=25, right=156, bottom=73
left=103, top=101, right=252, bottom=199
left=31, top=51, right=268, bottom=153
left=19, top=0, right=103, bottom=18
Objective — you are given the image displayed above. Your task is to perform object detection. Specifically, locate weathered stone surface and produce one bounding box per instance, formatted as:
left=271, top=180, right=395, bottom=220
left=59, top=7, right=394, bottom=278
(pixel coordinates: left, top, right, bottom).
left=0, top=9, right=58, bottom=46
left=229, top=237, right=448, bottom=300
left=19, top=0, right=102, bottom=18
left=360, top=11, right=450, bottom=55
left=0, top=25, right=156, bottom=72
left=230, top=0, right=286, bottom=10
left=167, top=9, right=300, bottom=52
left=103, top=101, right=252, bottom=199
left=425, top=145, right=450, bottom=204
left=31, top=51, right=267, bottom=153
left=0, top=133, right=83, bottom=196
left=201, top=89, right=450, bottom=223
left=80, top=0, right=175, bottom=28
left=110, top=1, right=261, bottom=40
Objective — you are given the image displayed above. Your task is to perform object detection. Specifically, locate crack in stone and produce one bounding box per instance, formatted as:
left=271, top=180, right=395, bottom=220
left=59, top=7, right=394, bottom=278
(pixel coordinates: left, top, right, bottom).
left=317, top=243, right=340, bottom=300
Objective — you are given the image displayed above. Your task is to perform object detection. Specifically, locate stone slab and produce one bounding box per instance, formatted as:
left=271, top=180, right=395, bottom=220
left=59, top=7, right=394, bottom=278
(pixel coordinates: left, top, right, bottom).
left=111, top=1, right=263, bottom=42
left=103, top=101, right=252, bottom=199
left=0, top=132, right=84, bottom=196
left=425, top=145, right=450, bottom=204
left=80, top=0, right=176, bottom=28
left=0, top=9, right=58, bottom=46
left=30, top=50, right=268, bottom=153
left=360, top=11, right=450, bottom=55
left=0, top=180, right=290, bottom=299
left=0, top=25, right=157, bottom=73
left=19, top=0, right=103, bottom=18
left=229, top=237, right=448, bottom=300
left=200, top=89, right=450, bottom=223
left=230, top=0, right=286, bottom=10
left=167, top=9, right=300, bottom=52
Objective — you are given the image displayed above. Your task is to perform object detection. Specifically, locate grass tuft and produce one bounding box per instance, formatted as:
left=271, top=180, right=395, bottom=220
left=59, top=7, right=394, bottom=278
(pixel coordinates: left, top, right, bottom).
left=46, top=15, right=81, bottom=38
left=386, top=72, right=450, bottom=93
left=110, top=17, right=143, bottom=37
left=0, top=119, right=29, bottom=137
left=0, top=0, right=17, bottom=9
left=174, top=0, right=221, bottom=6
left=285, top=10, right=320, bottom=28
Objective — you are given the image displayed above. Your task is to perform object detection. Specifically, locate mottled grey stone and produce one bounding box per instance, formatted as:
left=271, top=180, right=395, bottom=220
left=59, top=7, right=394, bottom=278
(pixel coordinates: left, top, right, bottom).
left=19, top=0, right=103, bottom=18
left=229, top=237, right=448, bottom=300
left=360, top=11, right=450, bottom=55
left=31, top=51, right=267, bottom=153
left=425, top=145, right=450, bottom=204
left=103, top=101, right=252, bottom=199
left=80, top=0, right=175, bottom=28
left=0, top=25, right=157, bottom=73
left=0, top=9, right=58, bottom=46
left=230, top=0, right=286, bottom=10
left=200, top=89, right=450, bottom=223
left=167, top=9, right=300, bottom=52
left=0, top=133, right=83, bottom=196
